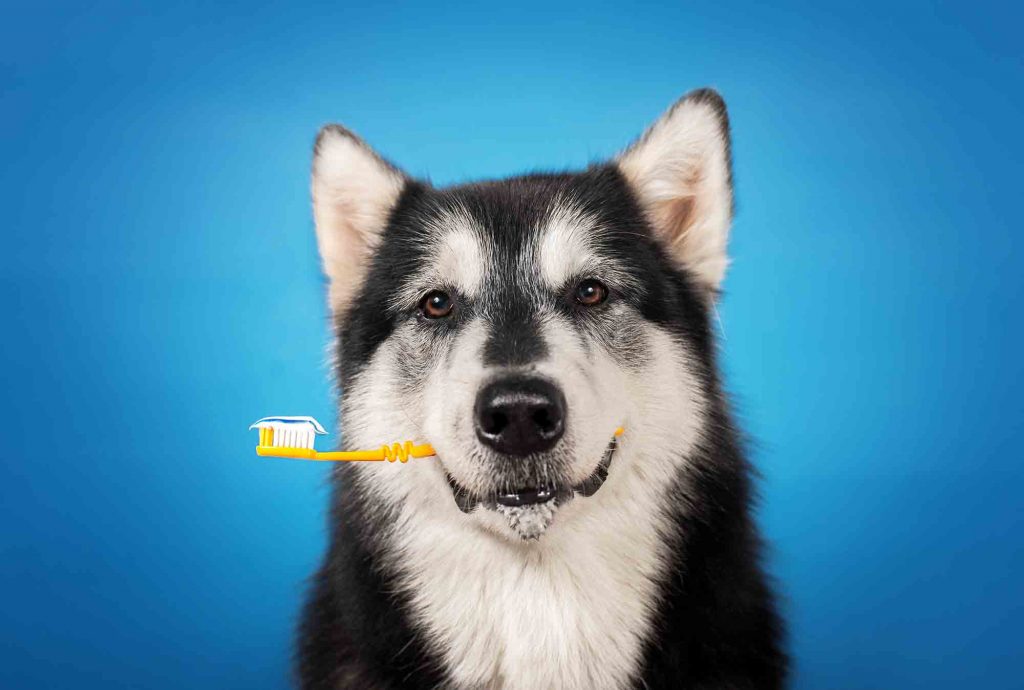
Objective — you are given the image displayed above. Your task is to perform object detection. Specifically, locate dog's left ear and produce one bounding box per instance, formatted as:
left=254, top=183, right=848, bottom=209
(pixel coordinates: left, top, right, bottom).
left=616, top=89, right=733, bottom=294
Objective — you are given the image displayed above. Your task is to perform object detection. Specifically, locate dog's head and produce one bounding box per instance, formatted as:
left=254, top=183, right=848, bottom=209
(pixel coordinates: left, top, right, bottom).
left=313, top=90, right=732, bottom=540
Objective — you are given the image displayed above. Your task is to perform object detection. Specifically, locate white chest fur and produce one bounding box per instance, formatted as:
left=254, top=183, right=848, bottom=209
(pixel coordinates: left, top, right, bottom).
left=381, top=463, right=674, bottom=690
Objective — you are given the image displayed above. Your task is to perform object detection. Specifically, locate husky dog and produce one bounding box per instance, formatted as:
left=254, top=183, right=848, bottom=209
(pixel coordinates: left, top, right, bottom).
left=299, top=89, right=786, bottom=689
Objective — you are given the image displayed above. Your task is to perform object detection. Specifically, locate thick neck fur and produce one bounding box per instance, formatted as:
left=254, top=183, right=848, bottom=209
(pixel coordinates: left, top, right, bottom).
left=376, top=439, right=688, bottom=689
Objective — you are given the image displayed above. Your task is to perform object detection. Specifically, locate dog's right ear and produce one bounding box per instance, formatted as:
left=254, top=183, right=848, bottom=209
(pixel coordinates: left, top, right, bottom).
left=312, top=125, right=407, bottom=312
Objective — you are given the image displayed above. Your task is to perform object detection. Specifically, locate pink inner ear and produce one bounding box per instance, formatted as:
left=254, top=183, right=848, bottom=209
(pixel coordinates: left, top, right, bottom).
left=662, top=195, right=696, bottom=244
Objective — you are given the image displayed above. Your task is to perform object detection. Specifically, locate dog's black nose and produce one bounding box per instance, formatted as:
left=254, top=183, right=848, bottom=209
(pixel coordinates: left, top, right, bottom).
left=474, top=378, right=566, bottom=456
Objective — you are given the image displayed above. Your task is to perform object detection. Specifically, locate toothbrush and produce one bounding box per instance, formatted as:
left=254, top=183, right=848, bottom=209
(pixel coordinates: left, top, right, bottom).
left=250, top=416, right=436, bottom=462
left=250, top=416, right=625, bottom=463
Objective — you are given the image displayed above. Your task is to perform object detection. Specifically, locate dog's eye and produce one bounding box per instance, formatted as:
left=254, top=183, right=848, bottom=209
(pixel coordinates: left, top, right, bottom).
left=419, top=290, right=454, bottom=319
left=574, top=279, right=608, bottom=307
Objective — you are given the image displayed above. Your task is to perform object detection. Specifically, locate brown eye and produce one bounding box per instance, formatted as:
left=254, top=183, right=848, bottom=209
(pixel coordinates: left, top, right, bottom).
left=419, top=290, right=454, bottom=318
left=574, top=279, right=608, bottom=307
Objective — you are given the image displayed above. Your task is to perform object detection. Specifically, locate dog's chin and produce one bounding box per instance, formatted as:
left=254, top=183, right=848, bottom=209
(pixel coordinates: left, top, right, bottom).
left=443, top=435, right=619, bottom=541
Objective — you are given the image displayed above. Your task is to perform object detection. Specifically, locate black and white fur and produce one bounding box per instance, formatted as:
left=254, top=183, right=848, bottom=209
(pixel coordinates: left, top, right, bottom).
left=299, top=89, right=787, bottom=689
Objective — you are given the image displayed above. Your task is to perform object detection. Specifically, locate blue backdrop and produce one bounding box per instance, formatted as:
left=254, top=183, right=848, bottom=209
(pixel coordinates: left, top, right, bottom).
left=2, top=1, right=1021, bottom=688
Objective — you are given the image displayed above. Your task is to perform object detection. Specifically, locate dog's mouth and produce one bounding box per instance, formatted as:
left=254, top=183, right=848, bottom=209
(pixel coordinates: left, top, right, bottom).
left=444, top=435, right=619, bottom=538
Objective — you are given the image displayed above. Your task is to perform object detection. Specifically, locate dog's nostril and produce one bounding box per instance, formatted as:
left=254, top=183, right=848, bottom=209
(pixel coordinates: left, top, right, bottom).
left=474, top=377, right=566, bottom=456
left=532, top=407, right=556, bottom=434
left=482, top=411, right=509, bottom=436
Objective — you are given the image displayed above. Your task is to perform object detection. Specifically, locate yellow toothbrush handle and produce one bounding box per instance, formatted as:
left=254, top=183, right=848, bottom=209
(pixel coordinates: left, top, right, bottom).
left=256, top=442, right=436, bottom=462
left=255, top=427, right=623, bottom=463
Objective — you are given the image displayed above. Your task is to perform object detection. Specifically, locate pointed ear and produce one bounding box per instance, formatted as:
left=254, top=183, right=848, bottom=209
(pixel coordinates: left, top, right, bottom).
left=616, top=89, right=733, bottom=294
left=312, top=125, right=407, bottom=312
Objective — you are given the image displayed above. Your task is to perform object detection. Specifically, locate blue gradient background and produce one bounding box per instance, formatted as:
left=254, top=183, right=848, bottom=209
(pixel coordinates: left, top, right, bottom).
left=2, top=1, right=1021, bottom=688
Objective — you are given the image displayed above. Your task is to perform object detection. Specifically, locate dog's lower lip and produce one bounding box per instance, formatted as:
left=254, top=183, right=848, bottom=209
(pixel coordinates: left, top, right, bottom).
left=572, top=435, right=617, bottom=498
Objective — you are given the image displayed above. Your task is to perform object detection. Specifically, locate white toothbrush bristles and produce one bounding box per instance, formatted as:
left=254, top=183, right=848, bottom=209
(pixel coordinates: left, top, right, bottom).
left=250, top=416, right=327, bottom=451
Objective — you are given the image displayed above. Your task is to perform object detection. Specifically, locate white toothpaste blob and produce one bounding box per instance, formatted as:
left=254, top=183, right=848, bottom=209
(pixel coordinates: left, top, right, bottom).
left=495, top=501, right=560, bottom=540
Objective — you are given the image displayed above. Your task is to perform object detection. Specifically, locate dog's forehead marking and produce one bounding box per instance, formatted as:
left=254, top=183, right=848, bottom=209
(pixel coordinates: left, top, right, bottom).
left=392, top=204, right=486, bottom=308
left=433, top=220, right=485, bottom=297
left=537, top=201, right=603, bottom=290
